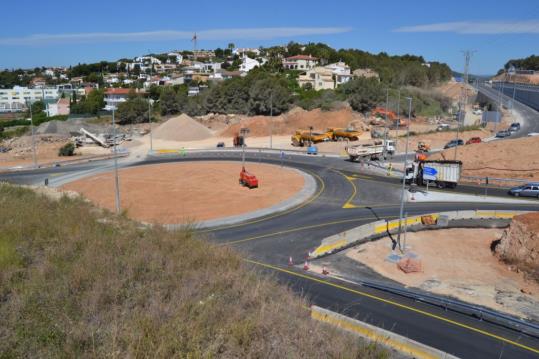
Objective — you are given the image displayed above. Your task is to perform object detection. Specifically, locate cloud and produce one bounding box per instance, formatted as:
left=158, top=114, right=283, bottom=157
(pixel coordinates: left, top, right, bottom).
left=394, top=20, right=539, bottom=34
left=0, top=27, right=352, bottom=46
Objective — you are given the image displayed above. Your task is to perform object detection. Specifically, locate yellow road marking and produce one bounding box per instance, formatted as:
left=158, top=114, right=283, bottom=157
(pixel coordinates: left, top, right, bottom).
left=333, top=170, right=360, bottom=209
left=245, top=259, right=539, bottom=355
left=223, top=215, right=397, bottom=246
left=311, top=239, right=348, bottom=257
left=311, top=309, right=439, bottom=359
left=199, top=169, right=326, bottom=233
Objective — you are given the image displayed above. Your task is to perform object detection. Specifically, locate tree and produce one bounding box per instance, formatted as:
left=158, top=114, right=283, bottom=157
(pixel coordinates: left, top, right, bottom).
left=71, top=89, right=104, bottom=115
left=339, top=78, right=384, bottom=113
left=31, top=100, right=45, bottom=115
left=116, top=96, right=149, bottom=125
left=248, top=77, right=290, bottom=115
left=227, top=43, right=235, bottom=51
left=159, top=87, right=179, bottom=115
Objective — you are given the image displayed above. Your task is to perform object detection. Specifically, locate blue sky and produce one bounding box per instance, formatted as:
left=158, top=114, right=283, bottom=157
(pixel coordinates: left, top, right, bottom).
left=2, top=0, right=539, bottom=74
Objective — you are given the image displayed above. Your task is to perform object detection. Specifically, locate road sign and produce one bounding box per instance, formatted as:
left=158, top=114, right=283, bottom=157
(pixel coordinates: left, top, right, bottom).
left=423, top=166, right=437, bottom=181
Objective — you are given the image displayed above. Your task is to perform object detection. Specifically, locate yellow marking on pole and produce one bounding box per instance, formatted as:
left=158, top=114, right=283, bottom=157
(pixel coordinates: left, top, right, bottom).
left=311, top=239, right=348, bottom=257
left=199, top=169, right=326, bottom=233
left=311, top=309, right=439, bottom=359
left=245, top=259, right=539, bottom=355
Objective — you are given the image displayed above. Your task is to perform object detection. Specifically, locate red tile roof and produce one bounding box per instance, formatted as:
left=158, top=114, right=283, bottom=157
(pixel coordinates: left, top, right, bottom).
left=105, top=88, right=131, bottom=95
left=285, top=55, right=318, bottom=61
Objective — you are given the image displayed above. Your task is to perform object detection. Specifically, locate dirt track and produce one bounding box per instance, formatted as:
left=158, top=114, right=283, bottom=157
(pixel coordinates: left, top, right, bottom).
left=62, top=161, right=305, bottom=224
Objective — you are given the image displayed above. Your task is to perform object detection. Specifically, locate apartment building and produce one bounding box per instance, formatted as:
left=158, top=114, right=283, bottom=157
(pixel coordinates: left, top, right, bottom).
left=0, top=86, right=59, bottom=112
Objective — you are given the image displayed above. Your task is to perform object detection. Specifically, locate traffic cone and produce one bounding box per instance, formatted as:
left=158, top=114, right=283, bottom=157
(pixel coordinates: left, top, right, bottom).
left=322, top=266, right=330, bottom=275
left=288, top=256, right=293, bottom=266
left=410, top=192, right=415, bottom=201
left=303, top=261, right=310, bottom=271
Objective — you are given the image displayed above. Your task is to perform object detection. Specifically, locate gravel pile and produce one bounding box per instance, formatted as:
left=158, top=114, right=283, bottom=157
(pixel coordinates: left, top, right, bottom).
left=153, top=114, right=213, bottom=141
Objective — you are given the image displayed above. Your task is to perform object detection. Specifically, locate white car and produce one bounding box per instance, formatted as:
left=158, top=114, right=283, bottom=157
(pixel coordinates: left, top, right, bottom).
left=528, top=132, right=539, bottom=137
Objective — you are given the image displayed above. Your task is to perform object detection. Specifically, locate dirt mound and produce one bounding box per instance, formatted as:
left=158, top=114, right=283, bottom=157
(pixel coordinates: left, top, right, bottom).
left=36, top=119, right=112, bottom=136
left=429, top=136, right=539, bottom=180
left=153, top=114, right=213, bottom=141
left=220, top=108, right=366, bottom=137
left=496, top=212, right=539, bottom=279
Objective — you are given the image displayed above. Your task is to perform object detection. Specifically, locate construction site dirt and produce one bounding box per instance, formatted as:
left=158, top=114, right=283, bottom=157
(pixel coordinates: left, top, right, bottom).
left=62, top=161, right=305, bottom=225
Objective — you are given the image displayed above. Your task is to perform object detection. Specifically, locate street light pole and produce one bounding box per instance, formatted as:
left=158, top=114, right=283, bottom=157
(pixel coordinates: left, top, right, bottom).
left=112, top=108, right=121, bottom=214
left=148, top=50, right=153, bottom=153
left=270, top=91, right=273, bottom=149
left=383, top=88, right=389, bottom=158
left=397, top=97, right=413, bottom=252
left=395, top=89, right=401, bottom=152
left=26, top=100, right=37, bottom=168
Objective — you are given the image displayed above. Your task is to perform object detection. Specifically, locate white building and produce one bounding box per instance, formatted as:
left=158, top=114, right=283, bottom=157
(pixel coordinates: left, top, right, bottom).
left=233, top=47, right=261, bottom=57
left=298, top=62, right=351, bottom=91
left=104, top=88, right=131, bottom=111
left=282, top=55, right=318, bottom=71
left=325, top=61, right=352, bottom=86
left=167, top=52, right=184, bottom=64
left=240, top=55, right=260, bottom=73
left=135, top=56, right=162, bottom=65
left=0, top=86, right=59, bottom=112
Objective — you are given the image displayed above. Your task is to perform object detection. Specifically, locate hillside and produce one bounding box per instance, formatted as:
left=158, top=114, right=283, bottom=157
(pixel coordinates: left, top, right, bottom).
left=0, top=184, right=385, bottom=358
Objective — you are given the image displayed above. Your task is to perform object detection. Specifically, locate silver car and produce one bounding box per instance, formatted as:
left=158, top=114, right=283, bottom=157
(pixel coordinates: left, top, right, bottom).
left=508, top=183, right=539, bottom=198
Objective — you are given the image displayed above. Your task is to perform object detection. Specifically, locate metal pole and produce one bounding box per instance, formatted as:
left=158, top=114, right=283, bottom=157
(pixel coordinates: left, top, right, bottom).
left=112, top=108, right=121, bottom=213
left=397, top=97, right=412, bottom=252
left=454, top=100, right=462, bottom=160
left=383, top=88, right=389, bottom=159
left=395, top=89, right=400, bottom=152
left=403, top=212, right=408, bottom=253
left=27, top=100, right=37, bottom=168
left=148, top=50, right=153, bottom=153
left=511, top=75, right=517, bottom=116
left=270, top=91, right=273, bottom=149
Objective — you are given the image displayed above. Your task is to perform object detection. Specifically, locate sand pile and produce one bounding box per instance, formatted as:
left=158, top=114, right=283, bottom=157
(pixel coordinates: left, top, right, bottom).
left=153, top=114, right=213, bottom=141
left=429, top=136, right=539, bottom=180
left=36, top=119, right=112, bottom=136
left=220, top=108, right=366, bottom=137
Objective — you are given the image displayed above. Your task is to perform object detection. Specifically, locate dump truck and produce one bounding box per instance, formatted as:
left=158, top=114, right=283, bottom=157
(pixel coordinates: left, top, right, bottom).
left=329, top=128, right=362, bottom=141
left=404, top=160, right=462, bottom=188
left=291, top=130, right=332, bottom=146
left=346, top=140, right=395, bottom=161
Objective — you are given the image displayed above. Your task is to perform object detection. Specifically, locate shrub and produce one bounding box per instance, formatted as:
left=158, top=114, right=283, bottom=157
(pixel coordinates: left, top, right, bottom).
left=58, top=142, right=75, bottom=156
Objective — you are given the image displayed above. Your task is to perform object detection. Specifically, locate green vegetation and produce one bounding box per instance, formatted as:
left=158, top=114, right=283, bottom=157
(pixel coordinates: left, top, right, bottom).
left=0, top=126, right=29, bottom=140
left=58, top=142, right=75, bottom=156
left=0, top=184, right=386, bottom=358
left=116, top=91, right=150, bottom=125
left=71, top=89, right=105, bottom=115
left=503, top=54, right=539, bottom=72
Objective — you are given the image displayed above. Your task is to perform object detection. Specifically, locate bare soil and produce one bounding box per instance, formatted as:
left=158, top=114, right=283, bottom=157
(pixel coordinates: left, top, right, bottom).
left=342, top=228, right=539, bottom=319
left=62, top=161, right=305, bottom=224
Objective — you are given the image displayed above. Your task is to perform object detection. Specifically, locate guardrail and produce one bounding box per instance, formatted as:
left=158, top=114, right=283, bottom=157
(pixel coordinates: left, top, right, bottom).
left=461, top=175, right=531, bottom=188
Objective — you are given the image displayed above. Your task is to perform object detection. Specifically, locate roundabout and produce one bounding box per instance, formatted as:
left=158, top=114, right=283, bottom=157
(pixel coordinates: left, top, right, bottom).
left=2, top=149, right=539, bottom=358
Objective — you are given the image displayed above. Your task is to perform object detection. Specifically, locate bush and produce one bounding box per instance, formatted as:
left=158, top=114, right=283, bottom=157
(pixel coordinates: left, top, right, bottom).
left=58, top=142, right=75, bottom=156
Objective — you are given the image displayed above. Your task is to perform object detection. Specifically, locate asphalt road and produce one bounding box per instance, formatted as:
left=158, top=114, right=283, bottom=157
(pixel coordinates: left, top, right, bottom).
left=477, top=83, right=539, bottom=137
left=2, top=151, right=539, bottom=358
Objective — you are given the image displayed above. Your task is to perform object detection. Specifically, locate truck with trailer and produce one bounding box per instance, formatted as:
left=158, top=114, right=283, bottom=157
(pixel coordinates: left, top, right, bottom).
left=346, top=140, right=395, bottom=161
left=329, top=128, right=363, bottom=141
left=404, top=160, right=462, bottom=188
left=291, top=130, right=333, bottom=146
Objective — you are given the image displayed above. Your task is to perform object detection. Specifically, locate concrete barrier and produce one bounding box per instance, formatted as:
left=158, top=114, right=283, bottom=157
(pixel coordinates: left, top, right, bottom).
left=311, top=306, right=458, bottom=359
left=310, top=210, right=530, bottom=258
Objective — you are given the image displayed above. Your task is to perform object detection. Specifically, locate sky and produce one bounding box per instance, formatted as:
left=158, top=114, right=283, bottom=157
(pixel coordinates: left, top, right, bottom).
left=2, top=0, right=539, bottom=75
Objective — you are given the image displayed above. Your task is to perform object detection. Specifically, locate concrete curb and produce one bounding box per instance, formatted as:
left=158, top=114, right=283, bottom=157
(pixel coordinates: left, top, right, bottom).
left=310, top=210, right=531, bottom=258
left=311, top=306, right=458, bottom=359
left=165, top=166, right=317, bottom=229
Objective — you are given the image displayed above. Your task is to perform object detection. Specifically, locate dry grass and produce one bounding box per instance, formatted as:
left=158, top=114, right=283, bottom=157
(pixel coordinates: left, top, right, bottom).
left=0, top=184, right=388, bottom=358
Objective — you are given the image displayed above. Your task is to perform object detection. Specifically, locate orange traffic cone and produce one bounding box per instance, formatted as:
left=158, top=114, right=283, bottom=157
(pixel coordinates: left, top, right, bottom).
left=288, top=256, right=293, bottom=266
left=303, top=261, right=310, bottom=271
left=322, top=266, right=330, bottom=275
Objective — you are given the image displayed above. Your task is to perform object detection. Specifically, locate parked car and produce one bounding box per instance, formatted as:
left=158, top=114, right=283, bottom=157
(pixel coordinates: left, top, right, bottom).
left=496, top=130, right=511, bottom=138
left=528, top=132, right=539, bottom=137
left=436, top=124, right=451, bottom=131
left=465, top=137, right=482, bottom=145
left=444, top=139, right=464, bottom=149
left=508, top=183, right=539, bottom=198
left=509, top=122, right=521, bottom=132
left=216, top=142, right=225, bottom=148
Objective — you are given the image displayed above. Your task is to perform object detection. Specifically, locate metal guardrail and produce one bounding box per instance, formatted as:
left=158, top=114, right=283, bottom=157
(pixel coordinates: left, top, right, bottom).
left=350, top=277, right=539, bottom=339
left=461, top=175, right=531, bottom=188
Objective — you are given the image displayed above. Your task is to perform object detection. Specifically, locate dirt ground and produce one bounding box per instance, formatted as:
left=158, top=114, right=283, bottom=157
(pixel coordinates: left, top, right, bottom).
left=62, top=161, right=305, bottom=224
left=429, top=136, right=539, bottom=181
left=341, top=228, right=539, bottom=319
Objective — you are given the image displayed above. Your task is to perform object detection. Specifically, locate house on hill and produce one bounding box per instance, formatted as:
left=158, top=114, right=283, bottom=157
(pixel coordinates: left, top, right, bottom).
left=282, top=55, right=318, bottom=71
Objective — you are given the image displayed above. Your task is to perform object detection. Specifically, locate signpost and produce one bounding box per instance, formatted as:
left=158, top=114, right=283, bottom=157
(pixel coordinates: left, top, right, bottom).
left=423, top=166, right=437, bottom=192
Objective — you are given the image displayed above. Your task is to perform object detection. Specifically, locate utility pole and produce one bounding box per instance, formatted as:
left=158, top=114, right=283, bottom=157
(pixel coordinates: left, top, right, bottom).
left=455, top=50, right=474, bottom=160
left=148, top=50, right=153, bottom=153
left=397, top=97, right=413, bottom=252
left=395, top=89, right=401, bottom=152
left=26, top=100, right=37, bottom=168
left=240, top=127, right=249, bottom=167
left=383, top=88, right=389, bottom=159
left=112, top=108, right=121, bottom=214
left=192, top=33, right=198, bottom=62
left=269, top=91, right=273, bottom=149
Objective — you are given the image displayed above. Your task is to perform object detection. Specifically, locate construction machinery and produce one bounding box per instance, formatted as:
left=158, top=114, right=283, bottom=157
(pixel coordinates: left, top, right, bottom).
left=239, top=167, right=258, bottom=189
left=417, top=141, right=431, bottom=153
left=291, top=130, right=332, bottom=147
left=373, top=107, right=397, bottom=121
left=78, top=128, right=109, bottom=148
left=329, top=128, right=363, bottom=141
left=346, top=140, right=395, bottom=161
left=404, top=160, right=462, bottom=188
